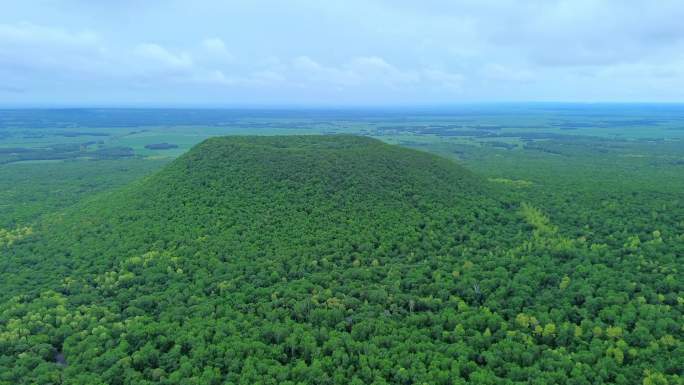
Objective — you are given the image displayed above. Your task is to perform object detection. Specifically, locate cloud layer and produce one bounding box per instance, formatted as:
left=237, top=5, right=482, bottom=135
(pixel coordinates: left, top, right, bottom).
left=2, top=0, right=684, bottom=105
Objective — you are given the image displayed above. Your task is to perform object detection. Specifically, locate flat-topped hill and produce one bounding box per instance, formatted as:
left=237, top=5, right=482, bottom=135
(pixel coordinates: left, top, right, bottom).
left=14, top=135, right=505, bottom=274
left=0, top=136, right=527, bottom=384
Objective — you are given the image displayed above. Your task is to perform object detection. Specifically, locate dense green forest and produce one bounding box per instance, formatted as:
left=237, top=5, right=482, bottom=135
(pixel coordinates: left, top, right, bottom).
left=0, top=158, right=170, bottom=228
left=0, top=135, right=681, bottom=384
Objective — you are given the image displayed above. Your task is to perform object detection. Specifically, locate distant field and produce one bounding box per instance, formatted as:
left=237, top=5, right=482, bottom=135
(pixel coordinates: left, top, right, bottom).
left=2, top=105, right=683, bottom=163
left=0, top=105, right=683, bottom=226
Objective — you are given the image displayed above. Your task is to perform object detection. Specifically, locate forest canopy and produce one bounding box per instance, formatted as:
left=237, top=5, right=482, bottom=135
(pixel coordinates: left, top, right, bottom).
left=0, top=135, right=682, bottom=385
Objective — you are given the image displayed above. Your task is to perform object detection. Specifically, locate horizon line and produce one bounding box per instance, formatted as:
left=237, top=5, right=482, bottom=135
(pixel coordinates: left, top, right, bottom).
left=2, top=101, right=684, bottom=110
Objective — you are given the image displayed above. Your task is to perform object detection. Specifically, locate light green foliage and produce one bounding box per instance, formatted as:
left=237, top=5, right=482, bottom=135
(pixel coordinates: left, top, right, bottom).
left=559, top=275, right=571, bottom=290
left=488, top=177, right=533, bottom=188
left=0, top=226, right=32, bottom=247
left=606, top=326, right=623, bottom=339
left=643, top=370, right=670, bottom=385
left=519, top=202, right=557, bottom=235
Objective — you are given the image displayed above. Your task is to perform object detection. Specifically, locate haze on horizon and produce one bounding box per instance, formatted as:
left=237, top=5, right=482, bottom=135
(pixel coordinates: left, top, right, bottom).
left=2, top=0, right=684, bottom=107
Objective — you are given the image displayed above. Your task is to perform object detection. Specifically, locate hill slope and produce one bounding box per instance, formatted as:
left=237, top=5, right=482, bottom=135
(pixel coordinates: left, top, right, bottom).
left=4, top=135, right=507, bottom=289
left=1, top=136, right=681, bottom=384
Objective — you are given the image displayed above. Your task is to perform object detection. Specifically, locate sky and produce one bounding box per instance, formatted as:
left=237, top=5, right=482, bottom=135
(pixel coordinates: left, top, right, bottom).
left=2, top=0, right=684, bottom=106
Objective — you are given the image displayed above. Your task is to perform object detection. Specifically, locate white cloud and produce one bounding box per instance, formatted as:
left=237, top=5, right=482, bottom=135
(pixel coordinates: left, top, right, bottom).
left=0, top=21, right=466, bottom=100
left=0, top=22, right=106, bottom=75
left=134, top=43, right=193, bottom=70
left=348, top=56, right=419, bottom=86
left=482, top=64, right=533, bottom=83
left=286, top=55, right=463, bottom=91
left=422, top=69, right=464, bottom=90
left=0, top=22, right=99, bottom=47
left=3, top=1, right=684, bottom=104
left=349, top=56, right=395, bottom=72
left=201, top=37, right=234, bottom=62
left=291, top=56, right=359, bottom=87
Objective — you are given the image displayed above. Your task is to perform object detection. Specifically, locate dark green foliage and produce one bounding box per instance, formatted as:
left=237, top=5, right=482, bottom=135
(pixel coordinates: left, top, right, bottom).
left=0, top=144, right=135, bottom=164
left=0, top=158, right=170, bottom=227
left=0, top=136, right=682, bottom=385
left=144, top=143, right=179, bottom=150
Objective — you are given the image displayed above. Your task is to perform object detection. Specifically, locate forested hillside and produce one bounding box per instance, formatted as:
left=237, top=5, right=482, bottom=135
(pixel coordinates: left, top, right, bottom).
left=1, top=136, right=681, bottom=385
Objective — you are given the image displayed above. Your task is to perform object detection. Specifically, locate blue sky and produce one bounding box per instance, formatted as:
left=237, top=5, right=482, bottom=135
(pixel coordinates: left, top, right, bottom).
left=2, top=0, right=684, bottom=106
